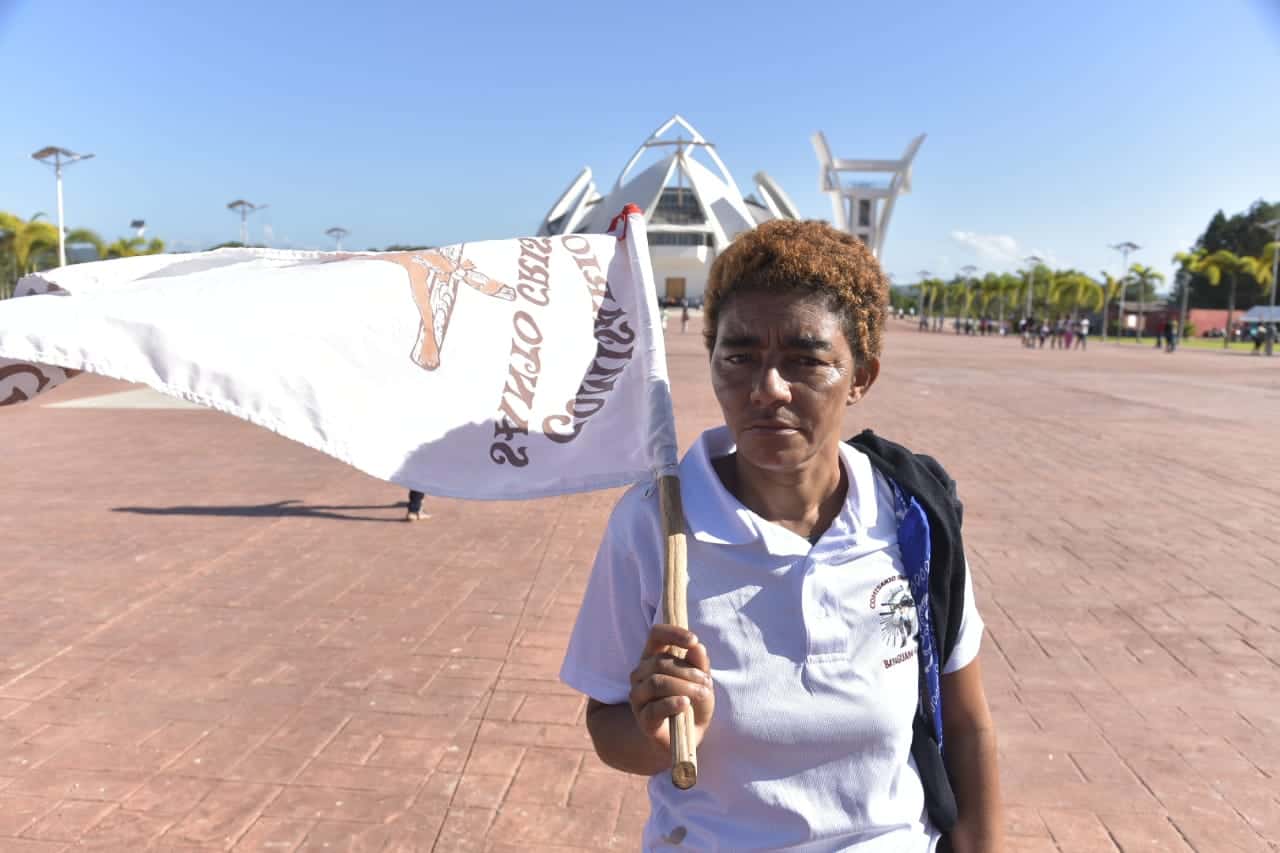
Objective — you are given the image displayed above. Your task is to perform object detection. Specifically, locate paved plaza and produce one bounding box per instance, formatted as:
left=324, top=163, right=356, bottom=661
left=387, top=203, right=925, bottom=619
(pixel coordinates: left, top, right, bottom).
left=0, top=320, right=1278, bottom=852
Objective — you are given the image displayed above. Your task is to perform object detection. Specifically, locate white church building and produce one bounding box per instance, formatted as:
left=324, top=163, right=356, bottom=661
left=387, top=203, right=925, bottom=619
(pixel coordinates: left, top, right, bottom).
left=537, top=115, right=923, bottom=304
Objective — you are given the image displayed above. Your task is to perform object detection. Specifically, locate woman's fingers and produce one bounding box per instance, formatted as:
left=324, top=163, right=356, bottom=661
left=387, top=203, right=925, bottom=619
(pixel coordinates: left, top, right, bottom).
left=631, top=672, right=712, bottom=709
left=630, top=653, right=712, bottom=687
left=635, top=695, right=695, bottom=730
left=630, top=625, right=715, bottom=741
left=629, top=644, right=715, bottom=741
left=683, top=640, right=711, bottom=675
left=641, top=624, right=699, bottom=658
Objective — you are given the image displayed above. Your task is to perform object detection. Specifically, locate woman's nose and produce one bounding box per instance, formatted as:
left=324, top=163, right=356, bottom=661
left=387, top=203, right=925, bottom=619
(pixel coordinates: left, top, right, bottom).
left=750, top=365, right=790, bottom=405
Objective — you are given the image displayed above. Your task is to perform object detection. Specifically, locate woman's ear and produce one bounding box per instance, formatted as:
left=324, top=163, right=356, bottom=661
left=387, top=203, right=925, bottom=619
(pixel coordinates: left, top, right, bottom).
left=847, top=357, right=880, bottom=405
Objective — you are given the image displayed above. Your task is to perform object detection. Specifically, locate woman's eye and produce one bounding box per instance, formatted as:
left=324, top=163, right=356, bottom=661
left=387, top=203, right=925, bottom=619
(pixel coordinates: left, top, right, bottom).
left=723, top=353, right=753, bottom=365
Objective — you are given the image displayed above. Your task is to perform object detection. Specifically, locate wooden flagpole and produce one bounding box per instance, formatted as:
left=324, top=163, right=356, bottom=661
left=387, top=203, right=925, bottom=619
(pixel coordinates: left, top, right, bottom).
left=659, top=473, right=697, bottom=789
left=610, top=202, right=696, bottom=789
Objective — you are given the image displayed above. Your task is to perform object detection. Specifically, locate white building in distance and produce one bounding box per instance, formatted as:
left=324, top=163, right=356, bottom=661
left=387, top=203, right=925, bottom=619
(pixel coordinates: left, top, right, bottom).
left=538, top=115, right=922, bottom=303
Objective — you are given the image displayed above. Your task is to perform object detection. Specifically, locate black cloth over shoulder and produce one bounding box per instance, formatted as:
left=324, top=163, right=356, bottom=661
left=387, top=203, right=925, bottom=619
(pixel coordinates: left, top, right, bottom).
left=847, top=429, right=968, bottom=834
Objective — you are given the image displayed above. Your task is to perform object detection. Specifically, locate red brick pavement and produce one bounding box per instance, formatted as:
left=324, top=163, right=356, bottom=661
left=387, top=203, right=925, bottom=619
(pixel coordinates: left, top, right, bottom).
left=0, top=320, right=1277, bottom=851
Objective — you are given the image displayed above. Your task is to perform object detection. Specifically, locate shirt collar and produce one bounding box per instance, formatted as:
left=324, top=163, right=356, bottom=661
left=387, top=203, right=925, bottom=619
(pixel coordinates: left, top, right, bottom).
left=679, top=427, right=874, bottom=553
left=680, top=426, right=759, bottom=546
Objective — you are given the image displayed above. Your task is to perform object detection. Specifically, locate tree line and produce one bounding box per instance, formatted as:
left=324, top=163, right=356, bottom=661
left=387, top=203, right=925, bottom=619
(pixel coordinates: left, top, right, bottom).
left=0, top=210, right=165, bottom=298
left=897, top=199, right=1277, bottom=345
left=1173, top=200, right=1279, bottom=311
left=1, top=208, right=439, bottom=302
left=903, top=264, right=1166, bottom=341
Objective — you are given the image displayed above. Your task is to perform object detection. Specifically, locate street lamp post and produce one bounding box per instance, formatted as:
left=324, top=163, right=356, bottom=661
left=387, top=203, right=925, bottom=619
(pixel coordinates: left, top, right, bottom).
left=1262, top=219, right=1280, bottom=357
left=960, top=265, right=978, bottom=334
left=31, top=146, right=95, bottom=268
left=325, top=227, right=350, bottom=252
left=917, top=269, right=932, bottom=329
left=1176, top=268, right=1191, bottom=350
left=227, top=200, right=267, bottom=246
left=1023, top=254, right=1043, bottom=322
left=1110, top=241, right=1139, bottom=340
left=884, top=271, right=901, bottom=318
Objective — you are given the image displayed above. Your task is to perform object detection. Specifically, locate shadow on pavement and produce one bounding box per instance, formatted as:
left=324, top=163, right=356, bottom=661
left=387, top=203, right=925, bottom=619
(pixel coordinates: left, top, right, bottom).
left=112, top=499, right=410, bottom=523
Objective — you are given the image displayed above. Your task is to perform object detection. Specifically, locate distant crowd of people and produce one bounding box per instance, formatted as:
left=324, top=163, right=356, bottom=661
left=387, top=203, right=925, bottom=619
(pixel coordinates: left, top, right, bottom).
left=907, top=309, right=1096, bottom=350
left=909, top=310, right=1016, bottom=338
left=1015, top=317, right=1091, bottom=350
left=903, top=309, right=1278, bottom=355
left=902, top=302, right=1280, bottom=356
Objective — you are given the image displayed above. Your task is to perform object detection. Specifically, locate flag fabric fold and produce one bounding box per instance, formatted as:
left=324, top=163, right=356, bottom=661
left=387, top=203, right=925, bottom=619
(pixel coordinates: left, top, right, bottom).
left=0, top=210, right=676, bottom=500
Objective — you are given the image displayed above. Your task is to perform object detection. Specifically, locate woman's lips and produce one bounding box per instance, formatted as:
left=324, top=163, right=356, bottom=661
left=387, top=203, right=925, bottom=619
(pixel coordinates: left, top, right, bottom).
left=748, top=423, right=800, bottom=434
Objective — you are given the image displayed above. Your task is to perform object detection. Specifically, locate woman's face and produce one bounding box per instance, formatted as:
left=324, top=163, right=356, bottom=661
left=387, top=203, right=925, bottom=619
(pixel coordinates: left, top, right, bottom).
left=710, top=290, right=877, bottom=473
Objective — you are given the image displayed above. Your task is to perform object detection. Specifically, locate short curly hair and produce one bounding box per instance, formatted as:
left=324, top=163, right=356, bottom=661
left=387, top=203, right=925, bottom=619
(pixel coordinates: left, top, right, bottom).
left=702, top=220, right=888, bottom=365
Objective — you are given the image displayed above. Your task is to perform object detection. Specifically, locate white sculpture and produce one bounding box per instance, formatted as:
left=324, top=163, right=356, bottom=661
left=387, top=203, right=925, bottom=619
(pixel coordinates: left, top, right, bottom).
left=811, top=131, right=925, bottom=259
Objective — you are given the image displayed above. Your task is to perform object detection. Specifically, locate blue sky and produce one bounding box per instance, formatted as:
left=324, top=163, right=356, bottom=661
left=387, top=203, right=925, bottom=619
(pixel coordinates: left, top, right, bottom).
left=2, top=0, right=1277, bottom=287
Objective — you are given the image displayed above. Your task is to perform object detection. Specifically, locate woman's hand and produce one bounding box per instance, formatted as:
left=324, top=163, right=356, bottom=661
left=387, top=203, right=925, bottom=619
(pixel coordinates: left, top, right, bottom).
left=628, top=624, right=715, bottom=752
left=582, top=625, right=715, bottom=777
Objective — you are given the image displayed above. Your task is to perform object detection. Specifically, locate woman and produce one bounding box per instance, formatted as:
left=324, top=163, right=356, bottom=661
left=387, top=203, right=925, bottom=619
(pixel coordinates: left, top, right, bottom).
left=561, top=220, right=1002, bottom=851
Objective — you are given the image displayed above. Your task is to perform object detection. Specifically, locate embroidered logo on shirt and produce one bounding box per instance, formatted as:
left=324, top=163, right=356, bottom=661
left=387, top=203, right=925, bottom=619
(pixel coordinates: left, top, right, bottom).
left=869, top=575, right=919, bottom=667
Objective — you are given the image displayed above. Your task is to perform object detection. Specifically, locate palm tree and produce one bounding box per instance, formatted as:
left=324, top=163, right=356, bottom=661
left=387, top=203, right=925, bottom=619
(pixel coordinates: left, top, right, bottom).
left=959, top=266, right=980, bottom=329
left=986, top=274, right=1009, bottom=331
left=104, top=235, right=165, bottom=258
left=1, top=211, right=106, bottom=298
left=978, top=273, right=1002, bottom=328
left=927, top=278, right=948, bottom=331
left=1, top=212, right=104, bottom=273
left=1002, top=273, right=1023, bottom=332
left=1098, top=272, right=1123, bottom=341
left=1172, top=250, right=1201, bottom=272
left=1240, top=243, right=1278, bottom=351
left=1239, top=243, right=1277, bottom=302
left=917, top=278, right=942, bottom=330
left=1192, top=250, right=1246, bottom=348
left=66, top=228, right=105, bottom=260
left=26, top=227, right=104, bottom=271
left=0, top=212, right=24, bottom=292
left=947, top=277, right=971, bottom=333
left=1, top=213, right=58, bottom=299
left=1051, top=271, right=1104, bottom=322
left=1048, top=270, right=1070, bottom=319
left=0, top=212, right=56, bottom=277
left=1172, top=249, right=1204, bottom=340
left=1023, top=264, right=1054, bottom=322
left=1127, top=263, right=1165, bottom=341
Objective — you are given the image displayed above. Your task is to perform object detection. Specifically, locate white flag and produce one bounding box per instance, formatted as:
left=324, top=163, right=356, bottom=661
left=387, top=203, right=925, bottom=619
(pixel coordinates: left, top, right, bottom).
left=0, top=208, right=678, bottom=500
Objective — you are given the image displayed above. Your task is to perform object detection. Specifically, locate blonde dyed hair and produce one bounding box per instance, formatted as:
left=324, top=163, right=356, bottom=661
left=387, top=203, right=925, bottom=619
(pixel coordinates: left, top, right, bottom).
left=703, top=220, right=888, bottom=365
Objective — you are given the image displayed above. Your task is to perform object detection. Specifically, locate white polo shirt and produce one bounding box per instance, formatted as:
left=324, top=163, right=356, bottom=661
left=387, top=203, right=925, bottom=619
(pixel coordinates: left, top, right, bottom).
left=561, top=426, right=983, bottom=852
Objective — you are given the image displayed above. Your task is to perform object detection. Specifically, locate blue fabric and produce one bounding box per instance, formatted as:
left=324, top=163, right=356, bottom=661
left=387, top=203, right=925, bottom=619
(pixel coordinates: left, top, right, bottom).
left=888, top=477, right=943, bottom=752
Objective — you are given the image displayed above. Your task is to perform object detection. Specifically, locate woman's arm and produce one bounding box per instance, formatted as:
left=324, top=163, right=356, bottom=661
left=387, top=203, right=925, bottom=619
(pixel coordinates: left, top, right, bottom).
left=941, top=655, right=1004, bottom=853
left=585, top=700, right=672, bottom=776
left=585, top=624, right=715, bottom=776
